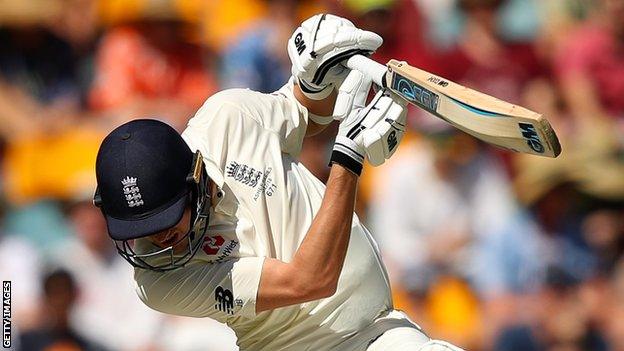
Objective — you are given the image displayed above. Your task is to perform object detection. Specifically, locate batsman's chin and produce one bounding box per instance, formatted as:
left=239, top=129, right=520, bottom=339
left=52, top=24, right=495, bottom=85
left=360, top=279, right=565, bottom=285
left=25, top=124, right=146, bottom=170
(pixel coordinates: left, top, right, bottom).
left=147, top=232, right=191, bottom=254
left=170, top=240, right=191, bottom=255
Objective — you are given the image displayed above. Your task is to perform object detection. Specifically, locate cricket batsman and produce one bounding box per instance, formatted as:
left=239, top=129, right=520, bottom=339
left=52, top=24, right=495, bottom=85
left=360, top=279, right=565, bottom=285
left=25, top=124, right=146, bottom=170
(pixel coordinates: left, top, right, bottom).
left=94, top=14, right=464, bottom=350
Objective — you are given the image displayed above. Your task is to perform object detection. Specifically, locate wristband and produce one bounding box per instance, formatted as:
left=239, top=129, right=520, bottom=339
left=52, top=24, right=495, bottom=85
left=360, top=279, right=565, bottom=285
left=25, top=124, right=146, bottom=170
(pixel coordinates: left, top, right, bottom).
left=330, top=147, right=363, bottom=176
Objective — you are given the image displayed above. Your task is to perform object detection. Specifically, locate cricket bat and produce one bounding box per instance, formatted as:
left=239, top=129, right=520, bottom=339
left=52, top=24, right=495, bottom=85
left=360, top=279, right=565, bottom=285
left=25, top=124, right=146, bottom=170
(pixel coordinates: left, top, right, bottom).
left=345, top=55, right=561, bottom=158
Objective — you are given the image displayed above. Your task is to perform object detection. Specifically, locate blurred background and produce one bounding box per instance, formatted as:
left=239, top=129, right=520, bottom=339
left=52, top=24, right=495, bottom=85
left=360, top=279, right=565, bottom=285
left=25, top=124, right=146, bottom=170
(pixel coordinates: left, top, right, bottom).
left=1, top=0, right=623, bottom=350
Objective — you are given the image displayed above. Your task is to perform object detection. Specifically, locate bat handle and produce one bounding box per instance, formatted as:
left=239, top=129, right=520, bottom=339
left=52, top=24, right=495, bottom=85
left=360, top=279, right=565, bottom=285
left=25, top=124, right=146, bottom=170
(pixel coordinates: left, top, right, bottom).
left=344, top=55, right=388, bottom=87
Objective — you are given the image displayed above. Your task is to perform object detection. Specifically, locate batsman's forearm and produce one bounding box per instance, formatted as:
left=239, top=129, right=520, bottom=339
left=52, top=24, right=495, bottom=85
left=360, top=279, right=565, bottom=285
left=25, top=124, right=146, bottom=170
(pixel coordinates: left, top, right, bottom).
left=291, top=164, right=357, bottom=297
left=255, top=164, right=357, bottom=312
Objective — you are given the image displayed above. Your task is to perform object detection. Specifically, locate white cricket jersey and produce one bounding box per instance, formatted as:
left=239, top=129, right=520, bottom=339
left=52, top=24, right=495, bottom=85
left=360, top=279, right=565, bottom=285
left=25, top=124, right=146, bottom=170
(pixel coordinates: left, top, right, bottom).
left=134, top=81, right=393, bottom=350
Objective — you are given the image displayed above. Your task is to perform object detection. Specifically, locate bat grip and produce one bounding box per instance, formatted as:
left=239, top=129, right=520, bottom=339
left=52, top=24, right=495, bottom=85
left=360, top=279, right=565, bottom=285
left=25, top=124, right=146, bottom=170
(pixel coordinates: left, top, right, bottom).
left=344, top=55, right=388, bottom=87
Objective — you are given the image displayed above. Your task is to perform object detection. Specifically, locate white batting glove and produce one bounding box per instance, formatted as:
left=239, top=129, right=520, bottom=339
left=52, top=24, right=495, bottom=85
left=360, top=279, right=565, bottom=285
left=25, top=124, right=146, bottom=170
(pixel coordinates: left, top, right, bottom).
left=288, top=14, right=382, bottom=100
left=418, top=340, right=466, bottom=351
left=331, top=87, right=407, bottom=175
left=333, top=69, right=372, bottom=122
left=362, top=90, right=407, bottom=167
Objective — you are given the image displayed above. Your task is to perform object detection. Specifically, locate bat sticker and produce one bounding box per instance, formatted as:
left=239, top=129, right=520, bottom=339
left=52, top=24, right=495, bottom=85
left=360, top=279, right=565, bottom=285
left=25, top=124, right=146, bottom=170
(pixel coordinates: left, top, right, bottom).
left=392, top=73, right=439, bottom=114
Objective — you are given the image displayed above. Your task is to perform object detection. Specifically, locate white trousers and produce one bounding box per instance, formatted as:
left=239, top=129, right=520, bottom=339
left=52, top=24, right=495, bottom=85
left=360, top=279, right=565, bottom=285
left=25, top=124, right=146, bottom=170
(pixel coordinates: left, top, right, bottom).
left=366, top=325, right=431, bottom=350
left=335, top=310, right=430, bottom=351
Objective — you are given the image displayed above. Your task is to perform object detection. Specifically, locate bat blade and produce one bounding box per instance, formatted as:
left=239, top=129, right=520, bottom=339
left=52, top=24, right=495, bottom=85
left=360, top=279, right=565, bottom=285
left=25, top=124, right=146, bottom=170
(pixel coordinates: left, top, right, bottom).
left=345, top=56, right=562, bottom=157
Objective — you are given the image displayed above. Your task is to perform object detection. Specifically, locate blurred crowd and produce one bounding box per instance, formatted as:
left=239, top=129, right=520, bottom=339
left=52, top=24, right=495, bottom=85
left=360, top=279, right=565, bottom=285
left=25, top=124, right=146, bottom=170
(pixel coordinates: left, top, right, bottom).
left=1, top=0, right=623, bottom=350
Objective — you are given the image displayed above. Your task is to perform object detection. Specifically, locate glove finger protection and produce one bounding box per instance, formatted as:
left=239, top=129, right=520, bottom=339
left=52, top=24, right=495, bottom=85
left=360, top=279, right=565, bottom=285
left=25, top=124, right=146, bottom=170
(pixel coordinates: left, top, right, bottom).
left=331, top=89, right=405, bottom=175
left=363, top=94, right=407, bottom=166
left=288, top=14, right=382, bottom=100
left=333, top=70, right=373, bottom=122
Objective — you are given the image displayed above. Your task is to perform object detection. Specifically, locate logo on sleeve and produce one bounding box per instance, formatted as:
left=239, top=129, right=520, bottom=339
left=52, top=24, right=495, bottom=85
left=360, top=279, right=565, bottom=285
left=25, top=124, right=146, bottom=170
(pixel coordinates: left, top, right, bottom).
left=215, top=286, right=234, bottom=315
left=226, top=161, right=262, bottom=188
left=226, top=161, right=277, bottom=201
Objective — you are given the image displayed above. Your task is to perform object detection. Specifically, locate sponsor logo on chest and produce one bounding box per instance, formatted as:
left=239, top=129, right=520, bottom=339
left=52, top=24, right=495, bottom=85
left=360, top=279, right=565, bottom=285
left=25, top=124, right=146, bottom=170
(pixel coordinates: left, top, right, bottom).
left=202, top=235, right=239, bottom=263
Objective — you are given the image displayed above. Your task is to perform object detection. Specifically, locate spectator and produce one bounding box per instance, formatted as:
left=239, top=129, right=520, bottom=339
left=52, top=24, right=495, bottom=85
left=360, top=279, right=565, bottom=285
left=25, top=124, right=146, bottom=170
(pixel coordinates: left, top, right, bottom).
left=0, top=0, right=100, bottom=160
left=554, top=0, right=624, bottom=123
left=89, top=6, right=217, bottom=129
left=0, top=16, right=96, bottom=107
left=494, top=267, right=609, bottom=351
left=19, top=269, right=108, bottom=351
left=367, top=129, right=540, bottom=347
left=51, top=200, right=162, bottom=350
left=0, top=226, right=42, bottom=332
left=369, top=129, right=538, bottom=289
left=0, top=0, right=98, bottom=129
left=219, top=0, right=336, bottom=183
left=581, top=209, right=624, bottom=275
left=605, top=259, right=624, bottom=349
left=441, top=0, right=541, bottom=106
left=343, top=0, right=441, bottom=73
left=219, top=0, right=297, bottom=92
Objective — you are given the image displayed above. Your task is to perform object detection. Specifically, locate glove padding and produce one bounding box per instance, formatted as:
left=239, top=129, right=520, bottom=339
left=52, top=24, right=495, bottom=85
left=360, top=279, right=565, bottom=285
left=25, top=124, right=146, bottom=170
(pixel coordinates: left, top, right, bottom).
left=361, top=91, right=407, bottom=166
left=331, top=71, right=407, bottom=174
left=288, top=14, right=382, bottom=100
left=417, top=340, right=466, bottom=351
left=333, top=67, right=373, bottom=122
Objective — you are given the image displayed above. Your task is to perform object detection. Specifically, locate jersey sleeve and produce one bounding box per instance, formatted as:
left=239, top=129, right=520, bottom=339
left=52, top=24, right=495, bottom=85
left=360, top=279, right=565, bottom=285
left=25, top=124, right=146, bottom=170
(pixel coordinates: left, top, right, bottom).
left=134, top=257, right=265, bottom=322
left=184, top=82, right=309, bottom=157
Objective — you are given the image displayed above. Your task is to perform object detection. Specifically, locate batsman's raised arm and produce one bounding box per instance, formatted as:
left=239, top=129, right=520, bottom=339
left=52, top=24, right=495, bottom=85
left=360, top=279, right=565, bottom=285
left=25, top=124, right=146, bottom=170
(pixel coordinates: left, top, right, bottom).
left=258, top=72, right=408, bottom=313
left=257, top=14, right=399, bottom=312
